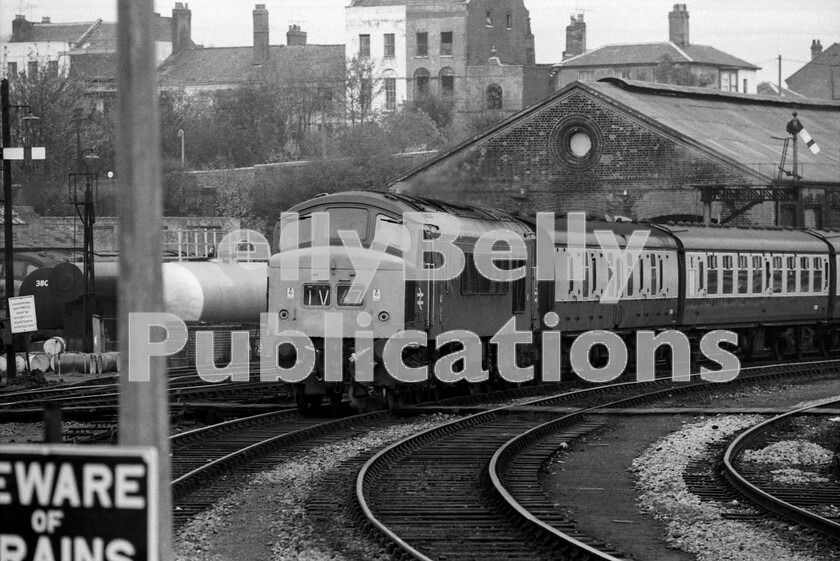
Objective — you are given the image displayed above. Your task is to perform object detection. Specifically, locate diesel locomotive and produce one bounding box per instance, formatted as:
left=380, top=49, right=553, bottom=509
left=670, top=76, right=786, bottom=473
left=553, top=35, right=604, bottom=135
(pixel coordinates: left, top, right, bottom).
left=267, top=190, right=840, bottom=409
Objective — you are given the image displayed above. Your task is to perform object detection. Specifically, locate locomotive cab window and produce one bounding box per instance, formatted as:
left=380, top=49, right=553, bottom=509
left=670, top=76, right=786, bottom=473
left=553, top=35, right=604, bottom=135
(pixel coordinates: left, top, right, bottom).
left=279, top=208, right=370, bottom=249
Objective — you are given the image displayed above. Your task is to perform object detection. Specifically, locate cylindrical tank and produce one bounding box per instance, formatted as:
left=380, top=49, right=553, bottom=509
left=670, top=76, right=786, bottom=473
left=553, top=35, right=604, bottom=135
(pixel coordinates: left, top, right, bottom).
left=21, top=261, right=267, bottom=325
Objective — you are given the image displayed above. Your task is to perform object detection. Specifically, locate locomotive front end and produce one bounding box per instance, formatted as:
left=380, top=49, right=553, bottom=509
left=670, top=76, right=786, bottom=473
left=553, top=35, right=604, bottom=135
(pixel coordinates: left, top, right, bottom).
left=268, top=206, right=412, bottom=409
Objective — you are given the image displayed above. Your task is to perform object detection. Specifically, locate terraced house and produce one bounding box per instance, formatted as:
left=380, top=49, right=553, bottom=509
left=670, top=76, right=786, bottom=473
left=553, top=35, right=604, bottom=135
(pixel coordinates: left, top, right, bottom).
left=553, top=4, right=760, bottom=94
left=345, top=0, right=552, bottom=115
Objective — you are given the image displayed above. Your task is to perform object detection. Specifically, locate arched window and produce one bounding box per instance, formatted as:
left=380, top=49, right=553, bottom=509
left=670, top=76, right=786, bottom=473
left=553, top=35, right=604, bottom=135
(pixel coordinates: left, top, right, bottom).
left=439, top=67, right=455, bottom=100
left=486, top=83, right=502, bottom=110
left=414, top=68, right=430, bottom=98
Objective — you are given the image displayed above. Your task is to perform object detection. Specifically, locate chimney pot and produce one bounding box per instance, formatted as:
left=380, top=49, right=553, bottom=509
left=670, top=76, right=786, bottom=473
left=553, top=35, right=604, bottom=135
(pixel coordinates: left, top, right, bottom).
left=172, top=2, right=192, bottom=54
left=41, top=17, right=50, bottom=23
left=253, top=4, right=270, bottom=64
left=811, top=39, right=824, bottom=60
left=563, top=14, right=586, bottom=60
left=286, top=24, right=307, bottom=46
left=668, top=4, right=689, bottom=47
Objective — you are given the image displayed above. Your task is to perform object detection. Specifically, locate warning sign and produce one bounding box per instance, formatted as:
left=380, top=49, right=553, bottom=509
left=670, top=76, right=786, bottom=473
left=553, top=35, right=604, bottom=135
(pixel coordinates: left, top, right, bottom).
left=8, top=296, right=38, bottom=334
left=0, top=444, right=158, bottom=561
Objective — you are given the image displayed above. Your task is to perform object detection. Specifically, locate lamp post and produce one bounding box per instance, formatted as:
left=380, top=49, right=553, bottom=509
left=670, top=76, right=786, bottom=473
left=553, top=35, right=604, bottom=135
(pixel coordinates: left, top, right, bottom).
left=70, top=148, right=102, bottom=353
left=2, top=78, right=43, bottom=382
left=177, top=129, right=185, bottom=168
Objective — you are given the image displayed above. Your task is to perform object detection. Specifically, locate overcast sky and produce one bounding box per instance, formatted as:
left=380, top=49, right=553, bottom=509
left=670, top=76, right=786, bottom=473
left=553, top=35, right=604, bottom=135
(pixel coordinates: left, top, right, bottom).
left=2, top=0, right=838, bottom=86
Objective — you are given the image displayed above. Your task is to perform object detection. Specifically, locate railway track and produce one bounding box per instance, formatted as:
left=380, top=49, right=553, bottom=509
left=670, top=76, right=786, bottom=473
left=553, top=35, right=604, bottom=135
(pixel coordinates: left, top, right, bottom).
left=171, top=407, right=391, bottom=528
left=355, top=360, right=840, bottom=560
left=722, top=397, right=840, bottom=539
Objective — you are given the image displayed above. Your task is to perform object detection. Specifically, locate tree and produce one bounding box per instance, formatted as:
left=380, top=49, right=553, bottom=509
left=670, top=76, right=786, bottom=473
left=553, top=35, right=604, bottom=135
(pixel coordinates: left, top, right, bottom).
left=344, top=55, right=381, bottom=126
left=654, top=55, right=716, bottom=88
left=4, top=56, right=114, bottom=215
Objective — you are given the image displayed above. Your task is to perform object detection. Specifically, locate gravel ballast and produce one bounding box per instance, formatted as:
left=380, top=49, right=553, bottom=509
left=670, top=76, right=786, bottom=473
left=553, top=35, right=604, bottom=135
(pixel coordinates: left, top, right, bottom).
left=631, top=415, right=826, bottom=561
left=174, top=414, right=460, bottom=561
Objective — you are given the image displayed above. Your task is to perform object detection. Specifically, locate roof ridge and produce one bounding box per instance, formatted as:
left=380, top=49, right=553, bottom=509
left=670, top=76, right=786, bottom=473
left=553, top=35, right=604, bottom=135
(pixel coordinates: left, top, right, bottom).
left=75, top=19, right=102, bottom=46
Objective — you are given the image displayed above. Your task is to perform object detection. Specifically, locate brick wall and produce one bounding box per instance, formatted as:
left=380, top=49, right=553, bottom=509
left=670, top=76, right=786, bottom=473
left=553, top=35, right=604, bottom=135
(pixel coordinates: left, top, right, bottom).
left=394, top=89, right=778, bottom=225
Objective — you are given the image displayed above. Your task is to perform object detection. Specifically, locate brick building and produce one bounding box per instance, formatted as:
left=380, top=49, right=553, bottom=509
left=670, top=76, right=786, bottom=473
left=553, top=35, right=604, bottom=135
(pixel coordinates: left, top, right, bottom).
left=553, top=4, right=760, bottom=94
left=390, top=78, right=840, bottom=227
left=786, top=40, right=840, bottom=100
left=345, top=0, right=551, bottom=115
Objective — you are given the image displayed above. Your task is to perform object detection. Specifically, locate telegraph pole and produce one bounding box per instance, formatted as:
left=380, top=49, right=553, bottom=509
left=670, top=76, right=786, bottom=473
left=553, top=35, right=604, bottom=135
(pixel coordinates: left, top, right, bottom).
left=117, top=0, right=171, bottom=556
left=1, top=78, right=15, bottom=382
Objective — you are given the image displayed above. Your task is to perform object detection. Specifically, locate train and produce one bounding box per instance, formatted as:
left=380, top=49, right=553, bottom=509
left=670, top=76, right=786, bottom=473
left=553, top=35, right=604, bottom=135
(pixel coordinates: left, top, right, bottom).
left=267, top=190, right=840, bottom=409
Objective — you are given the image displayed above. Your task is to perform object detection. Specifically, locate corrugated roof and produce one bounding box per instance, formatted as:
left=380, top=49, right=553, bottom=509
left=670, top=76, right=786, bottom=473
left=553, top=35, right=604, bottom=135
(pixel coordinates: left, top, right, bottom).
left=560, top=42, right=758, bottom=70
left=158, top=44, right=345, bottom=88
left=584, top=78, right=839, bottom=182
left=392, top=78, right=840, bottom=185
left=11, top=21, right=98, bottom=44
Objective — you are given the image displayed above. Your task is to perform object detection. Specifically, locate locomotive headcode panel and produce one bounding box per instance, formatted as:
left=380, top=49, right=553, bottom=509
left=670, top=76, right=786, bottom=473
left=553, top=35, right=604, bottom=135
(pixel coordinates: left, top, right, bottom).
left=0, top=444, right=157, bottom=561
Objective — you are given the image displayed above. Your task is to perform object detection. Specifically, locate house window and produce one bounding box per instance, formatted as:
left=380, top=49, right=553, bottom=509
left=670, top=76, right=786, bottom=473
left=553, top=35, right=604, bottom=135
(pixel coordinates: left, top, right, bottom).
left=47, top=60, right=58, bottom=77
left=384, top=77, right=397, bottom=111
left=7, top=62, right=17, bottom=77
left=720, top=70, right=738, bottom=92
left=359, top=34, right=370, bottom=57
left=621, top=69, right=632, bottom=79
left=578, top=70, right=594, bottom=81
left=414, top=68, right=430, bottom=98
left=440, top=67, right=454, bottom=99
left=441, top=31, right=453, bottom=56
left=360, top=77, right=372, bottom=111
left=27, top=60, right=38, bottom=77
left=486, top=83, right=502, bottom=109
left=506, top=12, right=512, bottom=29
left=743, top=78, right=748, bottom=93
left=486, top=10, right=493, bottom=26
left=416, top=32, right=428, bottom=56
left=384, top=33, right=395, bottom=57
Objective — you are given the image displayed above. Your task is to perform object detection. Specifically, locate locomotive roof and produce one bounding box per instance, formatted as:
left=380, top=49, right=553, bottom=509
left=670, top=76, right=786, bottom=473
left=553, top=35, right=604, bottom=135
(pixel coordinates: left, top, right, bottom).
left=285, top=190, right=524, bottom=223
left=518, top=216, right=679, bottom=250
left=654, top=224, right=829, bottom=253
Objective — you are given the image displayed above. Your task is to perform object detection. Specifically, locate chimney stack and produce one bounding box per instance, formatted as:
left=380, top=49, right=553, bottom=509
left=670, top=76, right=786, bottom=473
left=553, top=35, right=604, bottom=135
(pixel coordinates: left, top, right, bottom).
left=12, top=15, right=33, bottom=40
left=287, top=24, right=306, bottom=46
left=172, top=3, right=192, bottom=54
left=41, top=17, right=50, bottom=23
left=811, top=39, right=823, bottom=60
left=668, top=4, right=689, bottom=47
left=253, top=4, right=269, bottom=65
left=562, top=14, right=586, bottom=60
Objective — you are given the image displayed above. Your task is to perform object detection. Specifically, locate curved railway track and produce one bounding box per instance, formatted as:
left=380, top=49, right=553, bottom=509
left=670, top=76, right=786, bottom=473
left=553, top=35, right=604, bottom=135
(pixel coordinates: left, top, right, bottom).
left=722, top=397, right=840, bottom=538
left=355, top=359, right=840, bottom=560
left=170, top=407, right=391, bottom=528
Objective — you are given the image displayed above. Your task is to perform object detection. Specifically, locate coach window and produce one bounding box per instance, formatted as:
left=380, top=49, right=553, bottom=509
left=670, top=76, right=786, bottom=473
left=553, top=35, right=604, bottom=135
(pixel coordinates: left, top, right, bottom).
left=771, top=256, right=783, bottom=293
left=814, top=257, right=825, bottom=292
left=625, top=254, right=635, bottom=296
left=649, top=254, right=659, bottom=295
left=737, top=255, right=749, bottom=294
left=751, top=255, right=763, bottom=294
left=800, top=257, right=811, bottom=294
left=721, top=255, right=734, bottom=294
left=706, top=255, right=719, bottom=294
left=786, top=255, right=797, bottom=293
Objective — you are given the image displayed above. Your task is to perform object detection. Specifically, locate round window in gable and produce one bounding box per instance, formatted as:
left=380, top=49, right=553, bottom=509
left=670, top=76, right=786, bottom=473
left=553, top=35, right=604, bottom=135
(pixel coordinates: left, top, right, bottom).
left=549, top=117, right=603, bottom=170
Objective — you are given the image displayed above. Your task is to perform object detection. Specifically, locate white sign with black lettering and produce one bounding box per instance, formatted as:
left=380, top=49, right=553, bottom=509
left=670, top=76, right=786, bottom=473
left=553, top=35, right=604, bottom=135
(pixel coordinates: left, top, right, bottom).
left=8, top=295, right=38, bottom=334
left=0, top=444, right=158, bottom=561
